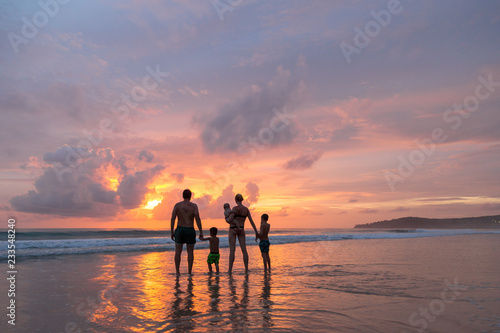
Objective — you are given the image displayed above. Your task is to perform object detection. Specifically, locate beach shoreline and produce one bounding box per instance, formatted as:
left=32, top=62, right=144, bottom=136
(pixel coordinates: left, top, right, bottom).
left=1, top=233, right=499, bottom=332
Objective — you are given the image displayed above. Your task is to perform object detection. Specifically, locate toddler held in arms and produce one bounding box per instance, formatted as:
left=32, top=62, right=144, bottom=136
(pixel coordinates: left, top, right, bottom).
left=224, top=202, right=243, bottom=235
left=223, top=203, right=233, bottom=222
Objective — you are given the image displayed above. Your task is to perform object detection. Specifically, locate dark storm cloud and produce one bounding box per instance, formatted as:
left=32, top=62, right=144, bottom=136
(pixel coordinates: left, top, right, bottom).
left=117, top=165, right=165, bottom=209
left=43, top=145, right=114, bottom=168
left=11, top=146, right=166, bottom=216
left=138, top=150, right=154, bottom=163
left=199, top=66, right=304, bottom=153
left=10, top=166, right=118, bottom=217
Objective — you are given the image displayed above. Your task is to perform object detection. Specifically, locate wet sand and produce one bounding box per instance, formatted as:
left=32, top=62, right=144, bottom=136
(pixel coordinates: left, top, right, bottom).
left=1, top=234, right=499, bottom=332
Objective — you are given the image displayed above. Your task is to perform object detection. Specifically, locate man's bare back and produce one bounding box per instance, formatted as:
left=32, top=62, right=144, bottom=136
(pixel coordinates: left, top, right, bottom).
left=170, top=189, right=204, bottom=275
left=173, top=201, right=198, bottom=227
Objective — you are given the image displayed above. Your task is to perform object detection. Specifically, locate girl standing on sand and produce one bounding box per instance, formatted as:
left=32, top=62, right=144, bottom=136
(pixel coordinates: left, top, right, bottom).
left=227, top=194, right=259, bottom=273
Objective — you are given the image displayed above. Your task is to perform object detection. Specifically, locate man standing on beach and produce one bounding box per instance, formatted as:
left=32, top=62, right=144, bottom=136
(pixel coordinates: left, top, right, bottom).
left=171, top=189, right=204, bottom=275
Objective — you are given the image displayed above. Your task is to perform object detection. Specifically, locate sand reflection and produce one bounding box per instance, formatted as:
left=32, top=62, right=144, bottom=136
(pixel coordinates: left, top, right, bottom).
left=120, top=252, right=172, bottom=331
left=207, top=274, right=222, bottom=326
left=228, top=274, right=250, bottom=331
left=260, top=271, right=274, bottom=329
left=78, top=255, right=121, bottom=326
left=79, top=251, right=280, bottom=331
left=167, top=276, right=198, bottom=332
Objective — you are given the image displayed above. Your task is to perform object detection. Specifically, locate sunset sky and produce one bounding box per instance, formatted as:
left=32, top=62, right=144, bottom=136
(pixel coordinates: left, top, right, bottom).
left=1, top=0, right=500, bottom=229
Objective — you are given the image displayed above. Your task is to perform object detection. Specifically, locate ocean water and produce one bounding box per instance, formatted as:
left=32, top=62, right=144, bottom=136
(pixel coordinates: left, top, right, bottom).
left=1, top=229, right=500, bottom=332
left=1, top=228, right=499, bottom=259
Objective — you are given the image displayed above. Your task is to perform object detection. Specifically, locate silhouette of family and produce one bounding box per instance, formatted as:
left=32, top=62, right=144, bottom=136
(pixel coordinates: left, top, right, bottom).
left=170, top=189, right=271, bottom=275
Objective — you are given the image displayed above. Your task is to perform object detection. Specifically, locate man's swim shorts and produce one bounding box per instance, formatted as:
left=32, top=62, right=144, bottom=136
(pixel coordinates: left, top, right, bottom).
left=174, top=226, right=196, bottom=245
left=259, top=239, right=270, bottom=253
left=207, top=252, right=220, bottom=264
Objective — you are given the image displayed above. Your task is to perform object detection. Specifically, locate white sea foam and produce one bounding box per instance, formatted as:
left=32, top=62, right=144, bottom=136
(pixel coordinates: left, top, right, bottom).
left=1, top=229, right=499, bottom=259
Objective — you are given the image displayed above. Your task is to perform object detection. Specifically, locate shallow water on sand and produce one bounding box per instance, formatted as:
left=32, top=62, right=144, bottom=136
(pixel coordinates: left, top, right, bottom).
left=1, top=234, right=499, bottom=332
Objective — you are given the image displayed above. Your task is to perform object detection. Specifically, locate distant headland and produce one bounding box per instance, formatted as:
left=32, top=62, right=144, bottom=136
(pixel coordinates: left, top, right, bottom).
left=355, top=215, right=500, bottom=229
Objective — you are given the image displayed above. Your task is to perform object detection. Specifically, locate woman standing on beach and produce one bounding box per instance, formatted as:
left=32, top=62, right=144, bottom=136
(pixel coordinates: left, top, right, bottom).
left=228, top=193, right=259, bottom=274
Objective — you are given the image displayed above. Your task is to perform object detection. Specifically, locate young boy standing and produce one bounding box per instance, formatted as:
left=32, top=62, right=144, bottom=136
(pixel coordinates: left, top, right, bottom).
left=258, top=214, right=271, bottom=271
left=201, top=227, right=220, bottom=274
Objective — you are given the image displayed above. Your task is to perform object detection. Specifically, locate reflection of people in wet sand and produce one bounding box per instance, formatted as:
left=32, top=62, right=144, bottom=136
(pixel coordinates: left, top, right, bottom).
left=200, top=227, right=220, bottom=274
left=207, top=275, right=220, bottom=316
left=169, top=277, right=196, bottom=332
left=227, top=194, right=259, bottom=274
left=260, top=271, right=274, bottom=329
left=228, top=274, right=250, bottom=331
left=257, top=214, right=271, bottom=271
left=170, top=189, right=204, bottom=275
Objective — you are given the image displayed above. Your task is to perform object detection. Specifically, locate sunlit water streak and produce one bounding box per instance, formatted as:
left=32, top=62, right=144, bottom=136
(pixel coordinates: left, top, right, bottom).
left=1, top=234, right=499, bottom=332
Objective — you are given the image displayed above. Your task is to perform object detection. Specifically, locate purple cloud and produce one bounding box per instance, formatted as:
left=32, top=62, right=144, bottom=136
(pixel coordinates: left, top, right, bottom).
left=390, top=207, right=410, bottom=212
left=171, top=173, right=184, bottom=183
left=245, top=181, right=260, bottom=204
left=11, top=147, right=165, bottom=216
left=283, top=151, right=323, bottom=170
left=117, top=165, right=165, bottom=209
left=138, top=150, right=154, bottom=163
left=199, top=67, right=303, bottom=153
